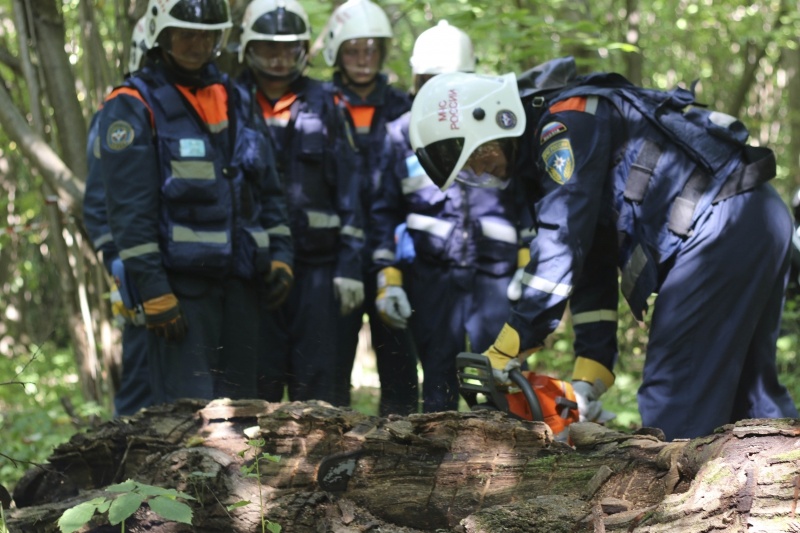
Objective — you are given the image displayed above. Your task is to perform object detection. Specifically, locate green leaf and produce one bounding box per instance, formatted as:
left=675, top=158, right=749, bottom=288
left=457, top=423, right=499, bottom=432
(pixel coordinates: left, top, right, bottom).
left=148, top=495, right=194, bottom=524
left=226, top=500, right=251, bottom=511
left=266, top=522, right=282, bottom=533
left=58, top=499, right=105, bottom=533
left=106, top=479, right=138, bottom=493
left=96, top=499, right=112, bottom=513
left=108, top=492, right=145, bottom=525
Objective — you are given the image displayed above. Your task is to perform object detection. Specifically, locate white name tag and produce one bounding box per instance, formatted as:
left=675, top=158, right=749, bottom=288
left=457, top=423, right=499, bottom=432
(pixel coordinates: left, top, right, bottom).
left=180, top=139, right=206, bottom=157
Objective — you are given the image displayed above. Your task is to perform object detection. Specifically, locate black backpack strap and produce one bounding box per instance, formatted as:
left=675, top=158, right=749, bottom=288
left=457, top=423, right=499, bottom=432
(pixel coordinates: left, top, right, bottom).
left=711, top=146, right=776, bottom=204
left=624, top=140, right=663, bottom=203
left=667, top=167, right=708, bottom=237
left=668, top=146, right=775, bottom=237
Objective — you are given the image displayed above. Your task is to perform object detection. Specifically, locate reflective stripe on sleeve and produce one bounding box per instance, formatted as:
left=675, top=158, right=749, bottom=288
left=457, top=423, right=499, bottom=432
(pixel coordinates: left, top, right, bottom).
left=119, top=242, right=160, bottom=260
left=372, top=248, right=396, bottom=262
left=479, top=218, right=518, bottom=244
left=245, top=228, right=270, bottom=249
left=307, top=211, right=341, bottom=229
left=92, top=233, right=114, bottom=251
left=406, top=213, right=453, bottom=240
left=572, top=309, right=618, bottom=325
left=341, top=225, right=365, bottom=240
left=172, top=226, right=228, bottom=244
left=521, top=273, right=572, bottom=297
left=267, top=224, right=291, bottom=236
left=170, top=160, right=216, bottom=179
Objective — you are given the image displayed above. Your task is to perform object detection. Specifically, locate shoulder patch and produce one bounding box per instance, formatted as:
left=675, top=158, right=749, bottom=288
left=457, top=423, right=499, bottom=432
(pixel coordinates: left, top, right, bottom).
left=540, top=121, right=567, bottom=144
left=542, top=139, right=575, bottom=185
left=106, top=120, right=135, bottom=151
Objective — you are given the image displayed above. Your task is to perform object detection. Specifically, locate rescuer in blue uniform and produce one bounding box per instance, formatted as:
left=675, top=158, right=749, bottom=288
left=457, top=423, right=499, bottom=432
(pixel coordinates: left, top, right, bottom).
left=83, top=16, right=153, bottom=416
left=407, top=57, right=798, bottom=439
left=321, top=0, right=416, bottom=413
left=97, top=0, right=292, bottom=403
left=237, top=0, right=364, bottom=403
left=370, top=21, right=534, bottom=413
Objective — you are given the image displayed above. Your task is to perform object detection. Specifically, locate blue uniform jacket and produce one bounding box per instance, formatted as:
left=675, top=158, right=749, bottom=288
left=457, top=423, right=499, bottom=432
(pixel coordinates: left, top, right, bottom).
left=371, top=111, right=534, bottom=276
left=98, top=57, right=292, bottom=301
left=236, top=71, right=364, bottom=281
left=83, top=111, right=118, bottom=273
left=510, top=57, right=776, bottom=373
left=327, top=73, right=411, bottom=260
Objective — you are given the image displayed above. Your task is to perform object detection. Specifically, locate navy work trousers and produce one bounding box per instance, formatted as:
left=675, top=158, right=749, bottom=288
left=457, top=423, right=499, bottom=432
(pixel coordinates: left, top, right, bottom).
left=640, top=184, right=798, bottom=439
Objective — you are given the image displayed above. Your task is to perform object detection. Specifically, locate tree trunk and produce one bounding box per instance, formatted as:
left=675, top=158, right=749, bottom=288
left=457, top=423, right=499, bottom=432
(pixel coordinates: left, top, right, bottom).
left=7, top=400, right=800, bottom=533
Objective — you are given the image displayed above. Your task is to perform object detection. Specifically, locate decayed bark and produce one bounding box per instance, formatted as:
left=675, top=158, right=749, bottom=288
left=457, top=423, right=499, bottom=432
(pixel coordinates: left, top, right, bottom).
left=7, top=399, right=800, bottom=533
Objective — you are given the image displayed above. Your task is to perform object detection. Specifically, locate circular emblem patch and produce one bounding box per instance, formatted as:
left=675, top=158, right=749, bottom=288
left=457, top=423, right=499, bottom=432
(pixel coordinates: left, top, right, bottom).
left=106, top=120, right=135, bottom=151
left=496, top=110, right=517, bottom=130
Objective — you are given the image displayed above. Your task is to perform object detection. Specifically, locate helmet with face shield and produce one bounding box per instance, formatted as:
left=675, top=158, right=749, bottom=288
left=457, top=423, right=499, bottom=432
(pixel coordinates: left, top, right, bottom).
left=322, top=0, right=392, bottom=68
left=144, top=0, right=232, bottom=60
left=409, top=72, right=526, bottom=191
left=128, top=16, right=149, bottom=73
left=239, top=0, right=310, bottom=81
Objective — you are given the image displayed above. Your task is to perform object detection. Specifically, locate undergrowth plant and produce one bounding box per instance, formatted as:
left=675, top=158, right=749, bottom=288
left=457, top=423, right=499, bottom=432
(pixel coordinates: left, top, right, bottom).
left=228, top=438, right=281, bottom=533
left=57, top=479, right=194, bottom=533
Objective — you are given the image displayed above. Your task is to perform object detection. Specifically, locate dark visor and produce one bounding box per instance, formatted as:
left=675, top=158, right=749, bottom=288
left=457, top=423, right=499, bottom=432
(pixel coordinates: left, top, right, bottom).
left=414, top=137, right=465, bottom=189
left=170, top=0, right=229, bottom=24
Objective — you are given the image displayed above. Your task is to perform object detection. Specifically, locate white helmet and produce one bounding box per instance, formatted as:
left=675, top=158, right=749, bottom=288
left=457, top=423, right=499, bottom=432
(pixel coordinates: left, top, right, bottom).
left=322, top=0, right=392, bottom=67
left=128, top=16, right=149, bottom=73
left=238, top=0, right=310, bottom=63
left=409, top=72, right=526, bottom=190
left=410, top=20, right=475, bottom=76
left=144, top=0, right=233, bottom=49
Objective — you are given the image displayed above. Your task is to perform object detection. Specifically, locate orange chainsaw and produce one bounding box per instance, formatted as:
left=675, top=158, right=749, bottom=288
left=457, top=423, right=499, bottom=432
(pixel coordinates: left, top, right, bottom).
left=456, top=352, right=579, bottom=437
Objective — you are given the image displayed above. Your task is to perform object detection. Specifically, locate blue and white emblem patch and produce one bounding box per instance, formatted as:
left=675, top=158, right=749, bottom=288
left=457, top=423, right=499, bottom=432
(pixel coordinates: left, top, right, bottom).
left=106, top=120, right=135, bottom=151
left=542, top=139, right=574, bottom=185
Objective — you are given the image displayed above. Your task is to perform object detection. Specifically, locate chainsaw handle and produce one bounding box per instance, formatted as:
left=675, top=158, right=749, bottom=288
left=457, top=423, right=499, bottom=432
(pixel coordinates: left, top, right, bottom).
left=509, top=368, right=545, bottom=423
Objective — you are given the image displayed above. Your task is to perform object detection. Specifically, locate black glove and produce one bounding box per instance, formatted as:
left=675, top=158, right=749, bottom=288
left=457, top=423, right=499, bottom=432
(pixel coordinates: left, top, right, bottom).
left=142, top=293, right=188, bottom=342
left=264, top=261, right=294, bottom=310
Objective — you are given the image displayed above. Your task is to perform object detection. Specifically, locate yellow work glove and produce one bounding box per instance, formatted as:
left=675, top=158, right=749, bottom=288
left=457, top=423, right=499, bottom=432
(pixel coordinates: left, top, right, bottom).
left=142, top=293, right=187, bottom=342
left=375, top=266, right=411, bottom=329
left=483, top=323, right=540, bottom=385
left=572, top=356, right=616, bottom=423
left=506, top=247, right=531, bottom=301
left=264, top=260, right=294, bottom=310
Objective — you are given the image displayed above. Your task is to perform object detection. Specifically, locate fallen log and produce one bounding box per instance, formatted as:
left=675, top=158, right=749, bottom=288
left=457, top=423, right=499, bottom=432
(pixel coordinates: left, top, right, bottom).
left=6, top=399, right=800, bottom=532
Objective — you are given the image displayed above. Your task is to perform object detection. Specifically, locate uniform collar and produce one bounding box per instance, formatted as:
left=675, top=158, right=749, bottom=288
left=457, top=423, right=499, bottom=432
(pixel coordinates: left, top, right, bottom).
left=333, top=71, right=389, bottom=106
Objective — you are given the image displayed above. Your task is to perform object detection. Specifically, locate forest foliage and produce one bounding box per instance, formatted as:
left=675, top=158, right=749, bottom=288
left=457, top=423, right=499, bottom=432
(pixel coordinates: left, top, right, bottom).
left=1, top=0, right=800, bottom=493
